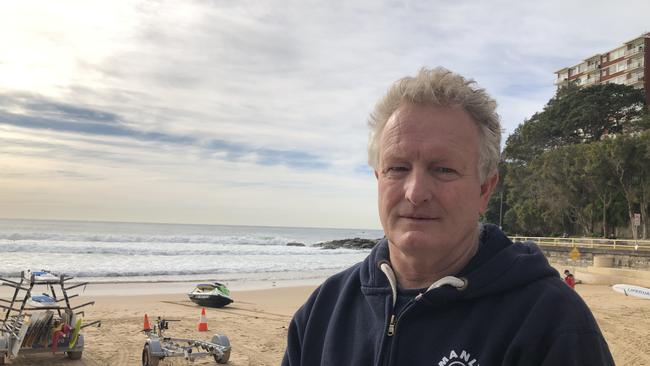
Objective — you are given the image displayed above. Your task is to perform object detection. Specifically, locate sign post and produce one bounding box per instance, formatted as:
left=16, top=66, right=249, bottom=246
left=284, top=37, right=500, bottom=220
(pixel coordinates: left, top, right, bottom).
left=569, top=247, right=580, bottom=262
left=569, top=247, right=580, bottom=280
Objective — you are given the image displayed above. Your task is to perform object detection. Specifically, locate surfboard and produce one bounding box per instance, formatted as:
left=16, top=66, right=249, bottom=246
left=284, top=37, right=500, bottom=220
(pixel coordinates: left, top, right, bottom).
left=69, top=318, right=82, bottom=349
left=11, top=314, right=31, bottom=357
left=32, top=270, right=59, bottom=282
left=612, top=284, right=650, bottom=299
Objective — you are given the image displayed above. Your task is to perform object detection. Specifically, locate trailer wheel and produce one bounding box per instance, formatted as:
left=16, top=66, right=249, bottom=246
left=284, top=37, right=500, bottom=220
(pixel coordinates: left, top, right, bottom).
left=0, top=353, right=5, bottom=365
left=211, top=334, right=231, bottom=364
left=67, top=351, right=83, bottom=360
left=142, top=344, right=160, bottom=366
left=213, top=348, right=230, bottom=364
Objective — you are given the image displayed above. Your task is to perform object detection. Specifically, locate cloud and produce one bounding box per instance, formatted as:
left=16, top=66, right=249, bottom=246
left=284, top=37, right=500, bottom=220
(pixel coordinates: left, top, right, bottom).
left=1, top=0, right=650, bottom=227
left=0, top=94, right=330, bottom=170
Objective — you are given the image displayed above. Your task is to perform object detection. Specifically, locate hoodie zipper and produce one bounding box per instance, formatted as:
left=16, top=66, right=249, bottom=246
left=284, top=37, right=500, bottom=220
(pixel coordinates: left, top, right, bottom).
left=387, top=299, right=417, bottom=336
left=387, top=314, right=396, bottom=336
left=378, top=299, right=418, bottom=366
left=376, top=261, right=467, bottom=365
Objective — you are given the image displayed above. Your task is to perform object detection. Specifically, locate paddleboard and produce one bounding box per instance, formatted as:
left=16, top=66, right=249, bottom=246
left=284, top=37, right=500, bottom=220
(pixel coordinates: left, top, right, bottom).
left=612, top=284, right=650, bottom=299
left=32, top=270, right=59, bottom=282
left=26, top=294, right=57, bottom=308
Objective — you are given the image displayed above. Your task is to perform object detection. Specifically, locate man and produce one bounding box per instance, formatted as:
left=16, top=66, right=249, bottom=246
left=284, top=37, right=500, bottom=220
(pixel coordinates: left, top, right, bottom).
left=282, top=68, right=614, bottom=365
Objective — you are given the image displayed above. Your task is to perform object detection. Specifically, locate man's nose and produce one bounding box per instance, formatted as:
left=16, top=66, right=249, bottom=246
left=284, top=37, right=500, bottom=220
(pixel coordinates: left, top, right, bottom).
left=404, top=168, right=433, bottom=205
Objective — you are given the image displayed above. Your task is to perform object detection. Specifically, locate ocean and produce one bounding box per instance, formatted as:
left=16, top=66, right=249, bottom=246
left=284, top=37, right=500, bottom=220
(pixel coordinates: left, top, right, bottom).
left=0, top=219, right=383, bottom=284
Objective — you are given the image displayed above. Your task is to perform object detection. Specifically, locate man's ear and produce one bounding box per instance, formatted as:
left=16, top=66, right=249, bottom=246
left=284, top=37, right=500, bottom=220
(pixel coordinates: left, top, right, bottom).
left=479, top=171, right=499, bottom=213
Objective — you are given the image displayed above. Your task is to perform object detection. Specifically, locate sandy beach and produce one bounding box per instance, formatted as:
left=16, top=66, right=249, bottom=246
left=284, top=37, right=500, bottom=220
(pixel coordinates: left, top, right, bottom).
left=3, top=279, right=650, bottom=365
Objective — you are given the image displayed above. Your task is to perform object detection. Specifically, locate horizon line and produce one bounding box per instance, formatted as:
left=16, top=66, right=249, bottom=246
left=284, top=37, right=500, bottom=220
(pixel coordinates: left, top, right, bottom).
left=0, top=216, right=384, bottom=233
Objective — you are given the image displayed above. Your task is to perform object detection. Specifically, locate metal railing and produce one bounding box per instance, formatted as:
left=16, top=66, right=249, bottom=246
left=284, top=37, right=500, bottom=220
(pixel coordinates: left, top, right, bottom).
left=625, top=75, right=644, bottom=85
left=509, top=236, right=650, bottom=252
left=627, top=63, right=643, bottom=71
left=625, top=48, right=644, bottom=57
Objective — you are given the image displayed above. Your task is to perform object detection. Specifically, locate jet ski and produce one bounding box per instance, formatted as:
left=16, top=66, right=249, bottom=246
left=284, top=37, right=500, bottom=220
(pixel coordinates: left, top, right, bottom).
left=188, top=282, right=233, bottom=308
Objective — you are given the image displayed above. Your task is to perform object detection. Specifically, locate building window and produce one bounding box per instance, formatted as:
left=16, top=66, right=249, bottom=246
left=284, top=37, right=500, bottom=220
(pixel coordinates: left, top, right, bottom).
left=610, top=48, right=625, bottom=60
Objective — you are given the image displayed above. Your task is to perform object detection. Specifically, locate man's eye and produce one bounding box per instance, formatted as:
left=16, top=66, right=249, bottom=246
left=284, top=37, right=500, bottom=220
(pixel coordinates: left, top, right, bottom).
left=434, top=167, right=455, bottom=174
left=433, top=167, right=460, bottom=181
left=382, top=166, right=409, bottom=177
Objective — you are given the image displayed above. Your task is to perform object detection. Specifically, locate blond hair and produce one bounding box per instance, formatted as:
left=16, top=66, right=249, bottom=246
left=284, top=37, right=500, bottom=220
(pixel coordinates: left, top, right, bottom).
left=367, top=67, right=501, bottom=182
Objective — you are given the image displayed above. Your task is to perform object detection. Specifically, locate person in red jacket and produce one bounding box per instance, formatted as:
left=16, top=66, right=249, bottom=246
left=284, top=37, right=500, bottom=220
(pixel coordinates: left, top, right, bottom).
left=564, top=269, right=576, bottom=288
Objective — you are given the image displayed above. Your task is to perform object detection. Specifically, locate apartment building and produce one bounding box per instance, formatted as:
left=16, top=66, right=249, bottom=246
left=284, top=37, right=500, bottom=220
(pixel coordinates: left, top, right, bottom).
left=555, top=32, right=650, bottom=105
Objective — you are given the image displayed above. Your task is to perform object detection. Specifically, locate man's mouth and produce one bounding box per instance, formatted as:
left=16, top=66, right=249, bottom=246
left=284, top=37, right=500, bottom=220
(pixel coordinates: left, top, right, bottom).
left=400, top=215, right=437, bottom=220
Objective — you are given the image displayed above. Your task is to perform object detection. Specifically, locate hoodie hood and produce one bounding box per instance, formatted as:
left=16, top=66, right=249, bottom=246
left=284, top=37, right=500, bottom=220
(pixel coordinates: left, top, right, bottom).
left=360, top=224, right=559, bottom=305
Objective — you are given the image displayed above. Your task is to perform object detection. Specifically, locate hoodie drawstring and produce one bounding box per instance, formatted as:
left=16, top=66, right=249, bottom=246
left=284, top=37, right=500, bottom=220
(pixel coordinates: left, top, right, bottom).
left=379, top=262, right=398, bottom=308
left=379, top=262, right=398, bottom=336
left=415, top=276, right=466, bottom=300
left=378, top=261, right=467, bottom=336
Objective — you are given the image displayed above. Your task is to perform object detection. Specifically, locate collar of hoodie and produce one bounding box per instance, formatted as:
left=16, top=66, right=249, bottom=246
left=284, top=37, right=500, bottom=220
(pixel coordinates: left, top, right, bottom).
left=377, top=260, right=468, bottom=308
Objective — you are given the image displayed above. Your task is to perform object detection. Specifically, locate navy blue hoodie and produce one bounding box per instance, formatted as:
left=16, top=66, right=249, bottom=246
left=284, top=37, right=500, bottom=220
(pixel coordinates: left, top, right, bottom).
left=282, top=224, right=614, bottom=366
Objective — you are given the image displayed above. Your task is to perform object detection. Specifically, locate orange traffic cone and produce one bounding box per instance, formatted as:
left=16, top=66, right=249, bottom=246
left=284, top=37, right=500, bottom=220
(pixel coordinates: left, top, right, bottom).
left=143, top=313, right=152, bottom=332
left=197, top=308, right=209, bottom=331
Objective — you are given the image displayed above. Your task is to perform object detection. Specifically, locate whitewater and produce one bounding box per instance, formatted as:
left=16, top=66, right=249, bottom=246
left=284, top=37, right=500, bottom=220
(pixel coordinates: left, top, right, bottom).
left=0, top=219, right=383, bottom=283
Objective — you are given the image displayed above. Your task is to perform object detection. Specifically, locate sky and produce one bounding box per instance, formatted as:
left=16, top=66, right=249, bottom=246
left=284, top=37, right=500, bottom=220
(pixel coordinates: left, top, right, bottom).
left=1, top=0, right=649, bottom=229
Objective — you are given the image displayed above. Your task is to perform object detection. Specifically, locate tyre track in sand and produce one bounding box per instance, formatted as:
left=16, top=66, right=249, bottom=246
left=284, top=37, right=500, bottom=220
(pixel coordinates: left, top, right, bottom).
left=160, top=300, right=291, bottom=322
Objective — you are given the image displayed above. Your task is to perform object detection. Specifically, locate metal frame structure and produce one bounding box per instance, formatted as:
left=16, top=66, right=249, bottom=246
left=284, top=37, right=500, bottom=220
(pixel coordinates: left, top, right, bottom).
left=0, top=271, right=100, bottom=364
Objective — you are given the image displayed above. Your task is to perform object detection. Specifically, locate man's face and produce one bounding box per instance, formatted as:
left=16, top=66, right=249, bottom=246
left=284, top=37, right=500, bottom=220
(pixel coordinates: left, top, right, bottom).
left=376, top=103, right=497, bottom=260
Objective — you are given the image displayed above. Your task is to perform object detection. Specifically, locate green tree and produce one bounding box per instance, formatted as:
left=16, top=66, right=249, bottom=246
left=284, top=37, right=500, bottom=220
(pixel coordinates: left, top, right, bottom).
left=592, top=131, right=650, bottom=239
left=501, top=83, right=647, bottom=237
left=504, top=83, right=645, bottom=162
left=635, top=130, right=650, bottom=238
left=583, top=142, right=619, bottom=237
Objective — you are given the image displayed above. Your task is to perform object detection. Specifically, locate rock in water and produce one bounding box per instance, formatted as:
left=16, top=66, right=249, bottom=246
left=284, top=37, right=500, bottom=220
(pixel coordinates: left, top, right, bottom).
left=316, top=238, right=379, bottom=249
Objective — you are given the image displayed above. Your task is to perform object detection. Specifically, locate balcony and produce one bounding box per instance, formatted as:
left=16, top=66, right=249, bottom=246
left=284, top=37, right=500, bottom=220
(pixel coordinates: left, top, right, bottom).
left=625, top=75, right=644, bottom=86
left=555, top=78, right=569, bottom=86
left=627, top=62, right=644, bottom=72
left=625, top=46, right=644, bottom=57
left=584, top=77, right=598, bottom=84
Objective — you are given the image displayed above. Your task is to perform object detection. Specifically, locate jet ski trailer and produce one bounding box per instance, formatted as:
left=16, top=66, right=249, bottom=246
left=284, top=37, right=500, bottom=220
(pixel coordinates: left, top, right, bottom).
left=142, top=316, right=230, bottom=365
